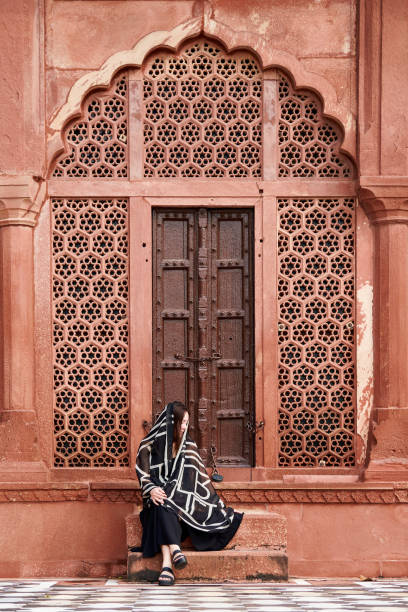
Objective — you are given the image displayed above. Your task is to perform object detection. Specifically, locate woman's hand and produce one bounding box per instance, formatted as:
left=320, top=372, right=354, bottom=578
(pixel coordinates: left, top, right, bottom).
left=150, top=487, right=167, bottom=506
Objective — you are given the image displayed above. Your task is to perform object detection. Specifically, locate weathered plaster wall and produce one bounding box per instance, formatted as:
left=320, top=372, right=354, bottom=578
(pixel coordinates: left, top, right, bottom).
left=355, top=204, right=374, bottom=464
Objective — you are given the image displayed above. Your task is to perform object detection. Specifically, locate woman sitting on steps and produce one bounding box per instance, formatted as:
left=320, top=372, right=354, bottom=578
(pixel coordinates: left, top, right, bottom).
left=134, top=401, right=243, bottom=585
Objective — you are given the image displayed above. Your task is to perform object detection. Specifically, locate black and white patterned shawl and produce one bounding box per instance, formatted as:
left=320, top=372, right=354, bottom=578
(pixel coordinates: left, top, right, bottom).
left=136, top=403, right=235, bottom=533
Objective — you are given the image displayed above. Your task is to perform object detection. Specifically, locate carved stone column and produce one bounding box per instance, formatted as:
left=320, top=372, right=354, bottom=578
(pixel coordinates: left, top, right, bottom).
left=0, top=176, right=46, bottom=480
left=359, top=178, right=408, bottom=480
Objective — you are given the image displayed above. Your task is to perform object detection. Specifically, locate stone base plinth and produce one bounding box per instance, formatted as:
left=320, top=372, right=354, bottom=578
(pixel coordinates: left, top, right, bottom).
left=365, top=407, right=408, bottom=481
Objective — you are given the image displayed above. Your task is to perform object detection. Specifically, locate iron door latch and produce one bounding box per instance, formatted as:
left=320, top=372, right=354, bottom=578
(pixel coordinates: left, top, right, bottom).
left=174, top=352, right=222, bottom=362
left=245, top=419, right=265, bottom=434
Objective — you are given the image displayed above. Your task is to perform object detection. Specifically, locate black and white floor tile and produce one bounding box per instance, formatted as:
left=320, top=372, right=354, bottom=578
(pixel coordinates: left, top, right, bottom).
left=0, top=579, right=408, bottom=611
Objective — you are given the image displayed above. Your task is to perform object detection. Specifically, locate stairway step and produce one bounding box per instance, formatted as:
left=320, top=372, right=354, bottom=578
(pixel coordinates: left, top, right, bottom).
left=226, top=512, right=286, bottom=551
left=126, top=510, right=287, bottom=551
left=128, top=549, right=288, bottom=582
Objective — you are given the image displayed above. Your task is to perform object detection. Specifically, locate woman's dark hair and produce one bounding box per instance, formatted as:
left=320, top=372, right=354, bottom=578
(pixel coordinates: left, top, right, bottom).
left=172, top=401, right=189, bottom=449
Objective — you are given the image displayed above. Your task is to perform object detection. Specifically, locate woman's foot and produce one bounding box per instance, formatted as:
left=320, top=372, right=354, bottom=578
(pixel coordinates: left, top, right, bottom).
left=158, top=566, right=175, bottom=586
left=171, top=548, right=188, bottom=569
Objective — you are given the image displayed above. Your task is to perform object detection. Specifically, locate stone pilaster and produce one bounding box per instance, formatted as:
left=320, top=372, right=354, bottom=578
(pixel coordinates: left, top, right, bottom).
left=0, top=176, right=46, bottom=480
left=359, top=177, right=408, bottom=480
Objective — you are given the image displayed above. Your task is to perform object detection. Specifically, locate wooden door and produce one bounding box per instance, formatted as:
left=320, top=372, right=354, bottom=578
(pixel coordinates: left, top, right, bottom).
left=152, top=208, right=254, bottom=467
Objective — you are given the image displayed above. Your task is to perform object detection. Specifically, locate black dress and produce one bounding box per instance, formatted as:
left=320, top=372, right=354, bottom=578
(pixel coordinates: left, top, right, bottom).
left=136, top=461, right=243, bottom=558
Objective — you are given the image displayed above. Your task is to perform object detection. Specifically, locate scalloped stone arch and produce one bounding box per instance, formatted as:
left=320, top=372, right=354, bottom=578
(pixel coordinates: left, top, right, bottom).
left=48, top=16, right=355, bottom=169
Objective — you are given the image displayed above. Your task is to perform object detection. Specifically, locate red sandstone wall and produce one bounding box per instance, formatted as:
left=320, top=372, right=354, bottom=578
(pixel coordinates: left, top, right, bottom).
left=282, top=502, right=408, bottom=577
left=1, top=0, right=408, bottom=579
left=0, top=502, right=132, bottom=577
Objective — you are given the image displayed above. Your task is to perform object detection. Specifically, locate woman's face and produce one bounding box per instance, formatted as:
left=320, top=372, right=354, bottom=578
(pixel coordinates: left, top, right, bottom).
left=180, top=411, right=189, bottom=433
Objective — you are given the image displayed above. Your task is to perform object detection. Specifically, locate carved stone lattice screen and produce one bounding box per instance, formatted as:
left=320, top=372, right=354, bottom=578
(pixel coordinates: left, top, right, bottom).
left=278, top=198, right=355, bottom=467
left=143, top=40, right=262, bottom=177
left=53, top=74, right=128, bottom=178
left=52, top=198, right=129, bottom=467
left=49, top=36, right=356, bottom=470
left=278, top=73, right=353, bottom=178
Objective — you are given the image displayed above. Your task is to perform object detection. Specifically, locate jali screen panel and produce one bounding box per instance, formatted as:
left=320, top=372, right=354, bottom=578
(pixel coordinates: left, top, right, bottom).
left=143, top=40, right=262, bottom=178
left=278, top=73, right=353, bottom=179
left=52, top=198, right=129, bottom=467
left=52, top=74, right=128, bottom=178
left=278, top=198, right=355, bottom=467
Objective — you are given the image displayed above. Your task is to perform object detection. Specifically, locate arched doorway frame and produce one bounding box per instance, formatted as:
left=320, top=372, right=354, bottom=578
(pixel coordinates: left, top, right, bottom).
left=39, top=18, right=371, bottom=481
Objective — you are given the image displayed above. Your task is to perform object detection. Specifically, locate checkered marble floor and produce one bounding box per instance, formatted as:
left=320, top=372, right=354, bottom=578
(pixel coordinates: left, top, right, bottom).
left=0, top=579, right=408, bottom=611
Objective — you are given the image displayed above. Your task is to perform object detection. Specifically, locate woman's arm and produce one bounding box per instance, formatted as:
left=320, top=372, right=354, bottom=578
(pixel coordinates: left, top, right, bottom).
left=135, top=442, right=167, bottom=505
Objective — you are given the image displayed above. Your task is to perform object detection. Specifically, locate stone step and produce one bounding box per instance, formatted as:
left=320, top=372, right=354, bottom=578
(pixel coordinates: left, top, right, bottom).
left=126, top=510, right=287, bottom=552
left=128, top=549, right=288, bottom=582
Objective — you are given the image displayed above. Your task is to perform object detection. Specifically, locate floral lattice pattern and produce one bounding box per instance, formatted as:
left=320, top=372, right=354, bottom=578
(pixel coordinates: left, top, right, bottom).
left=278, top=198, right=355, bottom=467
left=143, top=40, right=262, bottom=177
left=278, top=73, right=353, bottom=178
left=52, top=198, right=129, bottom=467
left=52, top=75, right=128, bottom=178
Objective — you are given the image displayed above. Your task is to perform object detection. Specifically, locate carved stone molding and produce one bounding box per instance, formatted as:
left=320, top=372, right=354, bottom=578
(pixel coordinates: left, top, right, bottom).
left=0, top=484, right=88, bottom=503
left=220, top=487, right=408, bottom=505
left=88, top=484, right=408, bottom=504
left=0, top=176, right=46, bottom=227
left=2, top=482, right=407, bottom=504
left=91, top=490, right=141, bottom=503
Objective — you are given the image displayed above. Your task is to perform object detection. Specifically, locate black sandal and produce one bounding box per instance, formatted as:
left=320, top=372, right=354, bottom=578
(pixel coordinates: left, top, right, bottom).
left=158, top=566, right=175, bottom=586
left=172, top=548, right=188, bottom=569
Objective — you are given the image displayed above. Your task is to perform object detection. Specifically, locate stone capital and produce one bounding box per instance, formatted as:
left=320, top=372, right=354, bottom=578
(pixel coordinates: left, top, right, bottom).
left=359, top=176, right=408, bottom=225
left=0, top=175, right=46, bottom=227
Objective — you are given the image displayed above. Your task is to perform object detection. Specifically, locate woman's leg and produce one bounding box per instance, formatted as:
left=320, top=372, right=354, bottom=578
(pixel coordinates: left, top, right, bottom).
left=169, top=543, right=187, bottom=568
left=169, top=544, right=179, bottom=555
left=161, top=544, right=172, bottom=569
left=158, top=509, right=186, bottom=578
left=159, top=544, right=175, bottom=585
left=162, top=544, right=184, bottom=564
